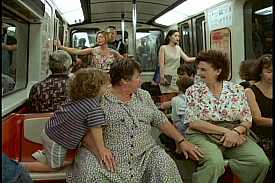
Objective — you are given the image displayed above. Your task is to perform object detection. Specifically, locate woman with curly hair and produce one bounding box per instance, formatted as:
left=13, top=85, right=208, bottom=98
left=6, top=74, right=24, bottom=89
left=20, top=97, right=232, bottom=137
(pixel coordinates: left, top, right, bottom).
left=24, top=68, right=117, bottom=173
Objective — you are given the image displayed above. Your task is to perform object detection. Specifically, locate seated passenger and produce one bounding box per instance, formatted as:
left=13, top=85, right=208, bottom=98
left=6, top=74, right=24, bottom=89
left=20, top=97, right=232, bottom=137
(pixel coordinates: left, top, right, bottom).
left=159, top=63, right=196, bottom=110
left=28, top=50, right=72, bottom=113
left=245, top=54, right=272, bottom=160
left=23, top=68, right=115, bottom=172
left=66, top=58, right=204, bottom=183
left=239, top=59, right=258, bottom=89
left=2, top=153, right=33, bottom=183
left=171, top=75, right=194, bottom=135
left=2, top=73, right=15, bottom=95
left=185, top=50, right=269, bottom=183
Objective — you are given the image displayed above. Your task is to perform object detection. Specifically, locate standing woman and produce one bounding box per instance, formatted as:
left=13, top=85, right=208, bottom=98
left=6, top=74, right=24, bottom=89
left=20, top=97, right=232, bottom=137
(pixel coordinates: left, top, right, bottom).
left=57, top=31, right=122, bottom=72
left=158, top=30, right=195, bottom=94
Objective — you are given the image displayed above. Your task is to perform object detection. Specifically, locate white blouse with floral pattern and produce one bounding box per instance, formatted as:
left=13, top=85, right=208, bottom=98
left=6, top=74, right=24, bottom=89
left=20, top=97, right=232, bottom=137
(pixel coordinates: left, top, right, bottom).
left=185, top=80, right=252, bottom=130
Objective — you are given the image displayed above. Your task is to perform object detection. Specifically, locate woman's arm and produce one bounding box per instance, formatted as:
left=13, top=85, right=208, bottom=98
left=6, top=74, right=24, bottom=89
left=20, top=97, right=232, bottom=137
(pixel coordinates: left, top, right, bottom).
left=158, top=46, right=166, bottom=84
left=56, top=40, right=93, bottom=55
left=245, top=88, right=272, bottom=127
left=159, top=121, right=204, bottom=160
left=179, top=48, right=195, bottom=63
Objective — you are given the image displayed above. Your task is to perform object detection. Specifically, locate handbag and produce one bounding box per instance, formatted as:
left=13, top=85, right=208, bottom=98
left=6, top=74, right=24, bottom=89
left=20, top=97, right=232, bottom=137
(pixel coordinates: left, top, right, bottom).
left=204, top=121, right=259, bottom=144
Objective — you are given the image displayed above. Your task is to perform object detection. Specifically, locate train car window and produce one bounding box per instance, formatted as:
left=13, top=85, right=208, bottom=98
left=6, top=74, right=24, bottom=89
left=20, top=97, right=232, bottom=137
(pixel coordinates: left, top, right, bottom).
left=244, top=0, right=272, bottom=59
left=2, top=10, right=29, bottom=96
left=136, top=30, right=164, bottom=72
left=194, top=15, right=206, bottom=55
left=72, top=29, right=99, bottom=48
left=179, top=21, right=193, bottom=56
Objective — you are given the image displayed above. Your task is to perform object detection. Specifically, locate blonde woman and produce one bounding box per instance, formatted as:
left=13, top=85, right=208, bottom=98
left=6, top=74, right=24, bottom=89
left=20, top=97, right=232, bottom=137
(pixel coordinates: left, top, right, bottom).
left=57, top=31, right=122, bottom=72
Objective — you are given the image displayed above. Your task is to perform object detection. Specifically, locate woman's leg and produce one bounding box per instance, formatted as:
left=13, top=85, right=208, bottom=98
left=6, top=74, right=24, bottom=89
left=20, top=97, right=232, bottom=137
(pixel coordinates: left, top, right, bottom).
left=223, top=137, right=270, bottom=183
left=187, top=134, right=225, bottom=183
left=142, top=147, right=183, bottom=183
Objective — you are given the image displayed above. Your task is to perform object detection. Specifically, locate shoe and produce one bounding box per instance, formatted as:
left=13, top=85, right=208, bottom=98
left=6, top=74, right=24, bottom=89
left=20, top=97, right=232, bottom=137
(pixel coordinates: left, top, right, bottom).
left=32, top=150, right=47, bottom=164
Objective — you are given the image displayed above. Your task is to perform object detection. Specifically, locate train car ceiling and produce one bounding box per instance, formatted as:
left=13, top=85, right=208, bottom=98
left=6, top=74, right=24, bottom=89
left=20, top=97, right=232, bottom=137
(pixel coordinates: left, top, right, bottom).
left=2, top=0, right=45, bottom=23
left=78, top=0, right=183, bottom=25
left=155, top=0, right=225, bottom=26
left=53, top=0, right=84, bottom=24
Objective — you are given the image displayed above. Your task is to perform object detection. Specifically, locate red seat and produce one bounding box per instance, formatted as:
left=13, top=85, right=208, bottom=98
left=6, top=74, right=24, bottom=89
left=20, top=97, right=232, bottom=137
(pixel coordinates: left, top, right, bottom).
left=2, top=113, right=23, bottom=161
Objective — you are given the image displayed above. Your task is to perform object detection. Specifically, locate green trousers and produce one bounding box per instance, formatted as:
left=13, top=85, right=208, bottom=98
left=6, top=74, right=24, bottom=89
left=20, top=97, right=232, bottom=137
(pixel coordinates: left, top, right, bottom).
left=186, top=133, right=270, bottom=183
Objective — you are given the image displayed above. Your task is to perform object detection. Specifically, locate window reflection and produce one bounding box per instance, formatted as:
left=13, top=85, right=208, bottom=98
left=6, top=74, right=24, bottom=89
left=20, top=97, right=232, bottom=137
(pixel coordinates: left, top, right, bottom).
left=136, top=30, right=163, bottom=72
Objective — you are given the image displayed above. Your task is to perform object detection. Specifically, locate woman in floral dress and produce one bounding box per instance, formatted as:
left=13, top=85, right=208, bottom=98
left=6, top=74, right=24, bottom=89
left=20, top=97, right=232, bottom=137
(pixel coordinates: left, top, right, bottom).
left=184, top=50, right=269, bottom=183
left=66, top=58, right=204, bottom=183
left=57, top=31, right=122, bottom=72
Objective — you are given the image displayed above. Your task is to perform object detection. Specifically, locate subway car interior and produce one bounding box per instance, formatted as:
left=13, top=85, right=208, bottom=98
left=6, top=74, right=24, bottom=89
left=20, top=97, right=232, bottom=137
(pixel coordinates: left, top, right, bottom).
left=2, top=0, right=272, bottom=182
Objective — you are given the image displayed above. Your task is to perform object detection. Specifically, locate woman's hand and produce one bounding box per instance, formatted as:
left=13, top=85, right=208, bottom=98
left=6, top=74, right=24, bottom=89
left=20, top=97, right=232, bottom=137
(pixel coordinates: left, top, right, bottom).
left=97, top=147, right=117, bottom=173
left=160, top=75, right=167, bottom=85
left=54, top=39, right=62, bottom=49
left=220, top=130, right=245, bottom=147
left=178, top=140, right=204, bottom=161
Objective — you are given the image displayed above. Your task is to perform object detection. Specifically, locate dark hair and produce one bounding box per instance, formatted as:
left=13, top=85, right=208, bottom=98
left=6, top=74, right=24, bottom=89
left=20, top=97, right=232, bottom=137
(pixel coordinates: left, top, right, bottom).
left=177, top=63, right=197, bottom=77
left=164, top=30, right=179, bottom=45
left=109, top=58, right=141, bottom=85
left=239, top=59, right=258, bottom=81
left=253, top=54, right=272, bottom=81
left=176, top=75, right=194, bottom=93
left=71, top=62, right=88, bottom=73
left=107, top=26, right=116, bottom=30
left=195, top=50, right=229, bottom=81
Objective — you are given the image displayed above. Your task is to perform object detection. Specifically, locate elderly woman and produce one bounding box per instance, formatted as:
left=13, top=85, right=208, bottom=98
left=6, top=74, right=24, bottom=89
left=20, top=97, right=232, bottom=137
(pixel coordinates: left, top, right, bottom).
left=66, top=58, right=203, bottom=183
left=28, top=50, right=72, bottom=112
left=184, top=50, right=269, bottom=183
left=57, top=31, right=122, bottom=72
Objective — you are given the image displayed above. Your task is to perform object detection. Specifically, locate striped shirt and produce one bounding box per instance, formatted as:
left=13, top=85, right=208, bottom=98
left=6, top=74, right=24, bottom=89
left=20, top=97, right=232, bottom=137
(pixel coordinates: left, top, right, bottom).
left=45, top=97, right=106, bottom=149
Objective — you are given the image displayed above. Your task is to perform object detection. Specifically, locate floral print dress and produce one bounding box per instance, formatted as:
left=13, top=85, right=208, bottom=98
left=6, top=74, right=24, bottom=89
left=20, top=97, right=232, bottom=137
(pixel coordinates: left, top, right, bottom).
left=91, top=48, right=119, bottom=71
left=66, top=89, right=183, bottom=183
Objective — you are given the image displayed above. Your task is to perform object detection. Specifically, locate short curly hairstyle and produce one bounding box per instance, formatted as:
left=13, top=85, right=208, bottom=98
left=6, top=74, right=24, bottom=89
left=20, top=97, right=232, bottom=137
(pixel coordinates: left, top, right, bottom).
left=49, top=50, right=72, bottom=74
left=252, top=54, right=272, bottom=81
left=195, top=50, right=229, bottom=81
left=69, top=68, right=110, bottom=101
left=109, top=57, right=141, bottom=85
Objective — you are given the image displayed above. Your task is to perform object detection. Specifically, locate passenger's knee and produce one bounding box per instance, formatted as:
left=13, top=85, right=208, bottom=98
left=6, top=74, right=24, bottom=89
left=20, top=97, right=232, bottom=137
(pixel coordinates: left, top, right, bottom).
left=255, top=155, right=270, bottom=169
left=204, top=157, right=225, bottom=172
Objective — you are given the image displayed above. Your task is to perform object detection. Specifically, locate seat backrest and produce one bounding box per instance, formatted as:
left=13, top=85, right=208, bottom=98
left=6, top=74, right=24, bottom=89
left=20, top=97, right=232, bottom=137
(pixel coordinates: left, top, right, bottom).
left=21, top=113, right=53, bottom=162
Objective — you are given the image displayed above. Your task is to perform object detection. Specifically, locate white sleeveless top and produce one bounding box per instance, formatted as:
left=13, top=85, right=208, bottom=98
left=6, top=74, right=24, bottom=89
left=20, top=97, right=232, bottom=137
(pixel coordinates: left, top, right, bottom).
left=160, top=45, right=181, bottom=93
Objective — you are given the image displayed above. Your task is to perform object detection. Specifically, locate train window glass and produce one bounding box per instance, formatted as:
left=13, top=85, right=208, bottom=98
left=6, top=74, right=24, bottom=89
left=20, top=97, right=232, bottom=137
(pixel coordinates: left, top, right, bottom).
left=72, top=30, right=99, bottom=48
left=179, top=22, right=192, bottom=56
left=2, top=12, right=29, bottom=96
left=194, top=16, right=205, bottom=55
left=244, top=0, right=272, bottom=59
left=136, top=30, right=163, bottom=72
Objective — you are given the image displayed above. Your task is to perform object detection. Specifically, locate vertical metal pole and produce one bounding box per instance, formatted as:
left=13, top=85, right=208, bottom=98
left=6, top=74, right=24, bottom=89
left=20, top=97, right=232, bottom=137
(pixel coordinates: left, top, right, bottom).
left=132, top=0, right=137, bottom=59
left=121, top=13, right=125, bottom=44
